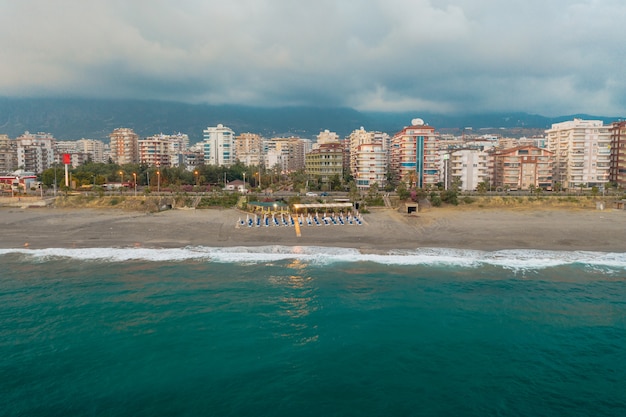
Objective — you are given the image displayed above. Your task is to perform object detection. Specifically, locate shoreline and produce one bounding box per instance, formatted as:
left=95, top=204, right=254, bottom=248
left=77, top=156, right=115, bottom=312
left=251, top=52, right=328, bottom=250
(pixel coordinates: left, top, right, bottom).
left=2, top=206, right=626, bottom=253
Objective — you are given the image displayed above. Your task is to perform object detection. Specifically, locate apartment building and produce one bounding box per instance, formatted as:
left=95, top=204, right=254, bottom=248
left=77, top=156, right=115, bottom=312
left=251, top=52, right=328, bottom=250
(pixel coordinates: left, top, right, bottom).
left=54, top=141, right=91, bottom=167
left=446, top=148, right=491, bottom=191
left=354, top=142, right=387, bottom=190
left=265, top=137, right=306, bottom=172
left=109, top=128, right=139, bottom=165
left=0, top=134, right=17, bottom=173
left=16, top=132, right=55, bottom=173
left=491, top=145, right=554, bottom=190
left=234, top=132, right=264, bottom=166
left=390, top=119, right=439, bottom=188
left=345, top=127, right=390, bottom=185
left=609, top=121, right=626, bottom=187
left=305, top=142, right=344, bottom=185
left=138, top=135, right=172, bottom=167
left=546, top=119, right=611, bottom=189
left=203, top=124, right=235, bottom=166
left=75, top=139, right=108, bottom=163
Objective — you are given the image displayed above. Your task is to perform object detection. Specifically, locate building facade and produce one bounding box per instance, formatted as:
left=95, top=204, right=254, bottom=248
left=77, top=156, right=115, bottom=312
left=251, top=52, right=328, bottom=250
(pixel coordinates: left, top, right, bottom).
left=16, top=132, right=55, bottom=173
left=353, top=142, right=387, bottom=190
left=76, top=139, right=108, bottom=163
left=109, top=128, right=139, bottom=165
left=446, top=148, right=491, bottom=191
left=203, top=124, right=235, bottom=166
left=546, top=119, right=611, bottom=189
left=390, top=119, right=438, bottom=188
left=609, top=121, right=626, bottom=188
left=491, top=145, right=554, bottom=190
left=0, top=134, right=17, bottom=173
left=305, top=142, right=344, bottom=186
left=234, top=132, right=264, bottom=166
left=138, top=135, right=172, bottom=167
left=265, top=137, right=306, bottom=172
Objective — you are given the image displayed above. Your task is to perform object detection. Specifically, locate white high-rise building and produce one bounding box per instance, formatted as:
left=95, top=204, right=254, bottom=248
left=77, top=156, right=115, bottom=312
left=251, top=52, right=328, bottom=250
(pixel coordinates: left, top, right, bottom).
left=16, top=132, right=55, bottom=173
left=203, top=124, right=235, bottom=166
left=447, top=149, right=491, bottom=191
left=345, top=127, right=389, bottom=189
left=546, top=119, right=611, bottom=189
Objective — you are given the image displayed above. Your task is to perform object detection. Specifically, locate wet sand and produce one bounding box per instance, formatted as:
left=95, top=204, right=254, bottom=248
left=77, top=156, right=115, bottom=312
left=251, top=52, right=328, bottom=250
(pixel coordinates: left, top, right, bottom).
left=1, top=206, right=625, bottom=252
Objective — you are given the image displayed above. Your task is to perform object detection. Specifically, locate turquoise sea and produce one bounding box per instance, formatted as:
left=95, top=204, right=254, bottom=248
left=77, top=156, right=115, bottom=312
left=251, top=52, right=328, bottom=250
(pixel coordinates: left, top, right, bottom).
left=1, top=246, right=625, bottom=416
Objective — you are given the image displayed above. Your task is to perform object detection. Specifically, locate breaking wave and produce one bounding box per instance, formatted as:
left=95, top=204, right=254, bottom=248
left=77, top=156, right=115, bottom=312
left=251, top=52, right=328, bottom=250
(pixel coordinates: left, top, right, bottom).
left=1, top=246, right=625, bottom=271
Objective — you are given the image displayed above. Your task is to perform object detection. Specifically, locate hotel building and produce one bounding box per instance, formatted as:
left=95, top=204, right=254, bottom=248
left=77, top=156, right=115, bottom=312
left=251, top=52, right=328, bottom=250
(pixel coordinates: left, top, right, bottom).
left=390, top=119, right=439, bottom=188
left=305, top=142, right=344, bottom=186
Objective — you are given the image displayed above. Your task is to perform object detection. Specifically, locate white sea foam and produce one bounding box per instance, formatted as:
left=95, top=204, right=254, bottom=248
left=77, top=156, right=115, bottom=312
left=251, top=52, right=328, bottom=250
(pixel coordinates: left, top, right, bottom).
left=1, top=246, right=625, bottom=270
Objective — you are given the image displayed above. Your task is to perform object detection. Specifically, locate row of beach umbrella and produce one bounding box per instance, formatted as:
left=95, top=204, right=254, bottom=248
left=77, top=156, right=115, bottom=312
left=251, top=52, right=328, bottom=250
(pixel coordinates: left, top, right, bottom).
left=238, top=212, right=363, bottom=228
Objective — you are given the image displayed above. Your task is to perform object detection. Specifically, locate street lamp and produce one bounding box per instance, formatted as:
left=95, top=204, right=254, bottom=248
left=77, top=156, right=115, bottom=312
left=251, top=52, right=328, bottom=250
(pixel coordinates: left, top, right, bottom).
left=156, top=170, right=160, bottom=193
left=133, top=172, right=137, bottom=197
left=242, top=172, right=246, bottom=192
left=119, top=171, right=123, bottom=184
left=194, top=170, right=199, bottom=186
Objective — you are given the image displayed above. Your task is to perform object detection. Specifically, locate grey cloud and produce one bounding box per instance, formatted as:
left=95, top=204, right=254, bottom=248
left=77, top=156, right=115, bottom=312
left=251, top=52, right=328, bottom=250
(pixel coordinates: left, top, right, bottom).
left=0, top=0, right=624, bottom=116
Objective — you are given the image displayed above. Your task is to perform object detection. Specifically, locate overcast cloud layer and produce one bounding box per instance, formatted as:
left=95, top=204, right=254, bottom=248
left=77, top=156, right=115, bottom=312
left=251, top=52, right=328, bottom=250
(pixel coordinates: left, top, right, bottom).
left=1, top=0, right=625, bottom=116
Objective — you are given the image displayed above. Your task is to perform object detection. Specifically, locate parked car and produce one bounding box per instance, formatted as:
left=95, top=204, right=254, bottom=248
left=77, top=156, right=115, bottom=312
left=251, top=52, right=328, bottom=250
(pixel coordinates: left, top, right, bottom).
left=320, top=192, right=329, bottom=196
left=305, top=192, right=318, bottom=197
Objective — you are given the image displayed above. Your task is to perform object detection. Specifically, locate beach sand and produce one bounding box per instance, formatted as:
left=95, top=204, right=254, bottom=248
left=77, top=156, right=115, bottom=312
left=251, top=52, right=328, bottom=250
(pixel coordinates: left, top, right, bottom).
left=1, top=205, right=625, bottom=252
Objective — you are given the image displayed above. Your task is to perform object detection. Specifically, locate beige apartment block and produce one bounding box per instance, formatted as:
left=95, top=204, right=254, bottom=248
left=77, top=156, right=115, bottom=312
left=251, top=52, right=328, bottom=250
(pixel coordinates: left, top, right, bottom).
left=109, top=128, right=139, bottom=165
left=138, top=135, right=172, bottom=167
left=265, top=137, right=306, bottom=172
left=492, top=145, right=554, bottom=190
left=234, top=132, right=264, bottom=166
left=546, top=119, right=610, bottom=189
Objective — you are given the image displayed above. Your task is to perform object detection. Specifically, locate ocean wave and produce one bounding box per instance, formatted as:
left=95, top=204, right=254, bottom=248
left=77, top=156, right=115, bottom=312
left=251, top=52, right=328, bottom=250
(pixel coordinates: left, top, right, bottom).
left=1, top=246, right=626, bottom=270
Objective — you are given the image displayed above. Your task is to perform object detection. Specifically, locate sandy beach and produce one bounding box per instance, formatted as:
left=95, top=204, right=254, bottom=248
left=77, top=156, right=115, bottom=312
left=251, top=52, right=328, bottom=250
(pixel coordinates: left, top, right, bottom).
left=1, top=205, right=625, bottom=252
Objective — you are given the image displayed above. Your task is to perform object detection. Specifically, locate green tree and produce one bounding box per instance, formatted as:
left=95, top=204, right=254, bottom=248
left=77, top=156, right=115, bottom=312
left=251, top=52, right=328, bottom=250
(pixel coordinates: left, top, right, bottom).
left=396, top=181, right=410, bottom=200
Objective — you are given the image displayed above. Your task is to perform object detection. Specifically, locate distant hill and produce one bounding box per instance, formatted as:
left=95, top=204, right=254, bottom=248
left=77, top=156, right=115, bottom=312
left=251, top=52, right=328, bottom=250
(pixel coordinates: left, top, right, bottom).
left=0, top=97, right=620, bottom=142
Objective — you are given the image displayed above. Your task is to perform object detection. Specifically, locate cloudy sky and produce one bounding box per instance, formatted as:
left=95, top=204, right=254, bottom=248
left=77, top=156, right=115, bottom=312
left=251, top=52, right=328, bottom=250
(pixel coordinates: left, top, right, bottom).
left=1, top=0, right=624, bottom=116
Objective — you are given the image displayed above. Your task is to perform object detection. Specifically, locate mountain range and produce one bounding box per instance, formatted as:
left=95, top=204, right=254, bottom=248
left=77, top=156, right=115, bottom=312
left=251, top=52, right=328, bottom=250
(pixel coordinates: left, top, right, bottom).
left=0, top=97, right=621, bottom=142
